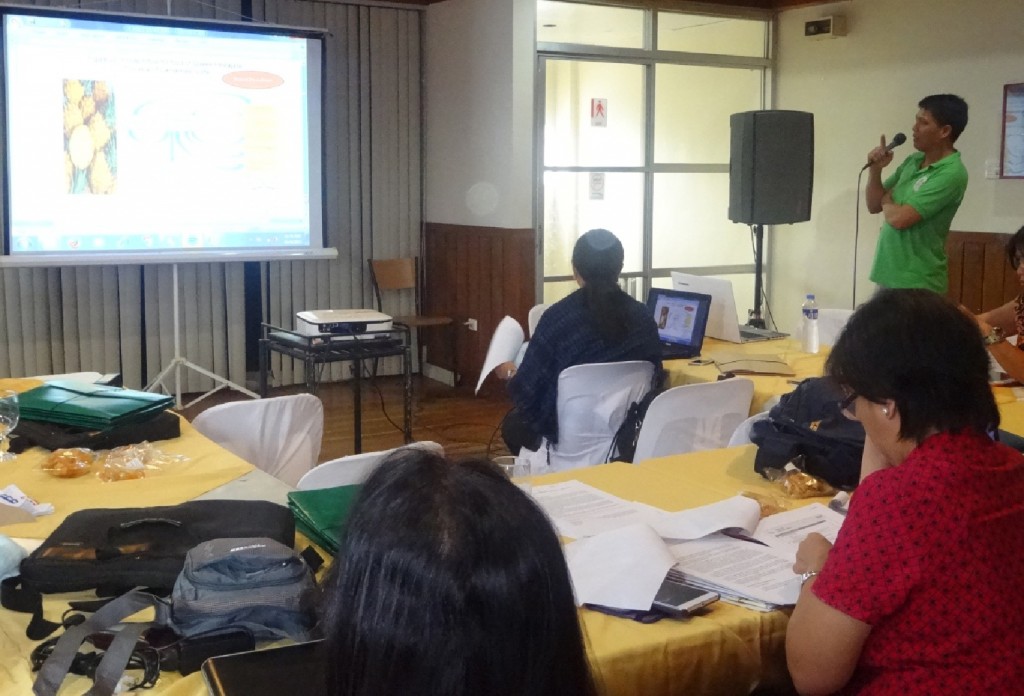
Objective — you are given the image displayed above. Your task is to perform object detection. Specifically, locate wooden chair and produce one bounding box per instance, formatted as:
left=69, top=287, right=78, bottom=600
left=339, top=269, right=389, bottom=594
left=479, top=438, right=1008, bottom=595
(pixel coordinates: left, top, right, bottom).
left=368, top=257, right=456, bottom=380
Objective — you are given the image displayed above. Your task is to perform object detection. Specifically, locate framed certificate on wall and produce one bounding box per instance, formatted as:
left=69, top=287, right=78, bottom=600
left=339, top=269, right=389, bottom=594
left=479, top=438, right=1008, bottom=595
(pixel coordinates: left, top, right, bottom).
left=1001, top=83, right=1024, bottom=178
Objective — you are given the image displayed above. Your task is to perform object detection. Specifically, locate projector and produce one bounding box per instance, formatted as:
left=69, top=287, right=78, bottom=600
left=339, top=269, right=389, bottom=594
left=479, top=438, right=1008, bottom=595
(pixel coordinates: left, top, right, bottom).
left=296, top=309, right=393, bottom=337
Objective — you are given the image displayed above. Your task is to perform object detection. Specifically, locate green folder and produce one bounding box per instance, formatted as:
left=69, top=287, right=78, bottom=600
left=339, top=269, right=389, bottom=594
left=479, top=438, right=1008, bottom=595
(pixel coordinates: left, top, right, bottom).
left=18, top=380, right=174, bottom=430
left=287, top=484, right=363, bottom=556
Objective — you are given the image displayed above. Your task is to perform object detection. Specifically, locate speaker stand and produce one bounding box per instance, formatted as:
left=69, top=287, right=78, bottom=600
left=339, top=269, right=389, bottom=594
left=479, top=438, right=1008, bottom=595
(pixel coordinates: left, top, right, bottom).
left=145, top=264, right=259, bottom=409
left=746, top=224, right=767, bottom=329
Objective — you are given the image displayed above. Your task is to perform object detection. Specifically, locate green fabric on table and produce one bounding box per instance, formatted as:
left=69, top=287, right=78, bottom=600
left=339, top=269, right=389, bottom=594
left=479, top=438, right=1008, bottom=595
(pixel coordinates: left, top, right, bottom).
left=17, top=380, right=173, bottom=430
left=287, top=485, right=362, bottom=556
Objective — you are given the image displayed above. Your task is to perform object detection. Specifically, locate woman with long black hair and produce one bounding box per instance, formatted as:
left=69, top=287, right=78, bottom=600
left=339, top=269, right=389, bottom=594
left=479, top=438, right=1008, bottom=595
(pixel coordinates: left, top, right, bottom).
left=497, top=228, right=661, bottom=456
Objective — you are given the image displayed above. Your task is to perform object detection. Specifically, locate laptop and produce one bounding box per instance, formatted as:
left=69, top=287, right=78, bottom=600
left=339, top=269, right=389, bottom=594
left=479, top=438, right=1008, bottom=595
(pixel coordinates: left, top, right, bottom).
left=670, top=272, right=788, bottom=344
left=202, top=640, right=326, bottom=696
left=646, top=287, right=713, bottom=360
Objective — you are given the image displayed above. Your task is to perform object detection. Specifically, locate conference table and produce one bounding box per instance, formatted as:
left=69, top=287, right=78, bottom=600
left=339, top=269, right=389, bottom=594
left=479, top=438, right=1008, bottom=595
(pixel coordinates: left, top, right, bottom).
left=5, top=353, right=1024, bottom=694
left=0, top=381, right=811, bottom=695
left=665, top=338, right=1024, bottom=438
left=665, top=337, right=825, bottom=415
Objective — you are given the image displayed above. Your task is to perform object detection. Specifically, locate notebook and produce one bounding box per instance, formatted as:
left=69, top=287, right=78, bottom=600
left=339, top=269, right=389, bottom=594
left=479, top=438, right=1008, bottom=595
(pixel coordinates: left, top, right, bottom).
left=286, top=484, right=362, bottom=556
left=670, top=272, right=788, bottom=344
left=646, top=287, right=712, bottom=360
left=201, top=640, right=326, bottom=696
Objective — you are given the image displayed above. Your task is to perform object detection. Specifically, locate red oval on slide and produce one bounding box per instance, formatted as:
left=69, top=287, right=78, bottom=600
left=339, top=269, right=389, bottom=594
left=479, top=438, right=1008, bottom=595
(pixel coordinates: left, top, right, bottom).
left=222, top=71, right=285, bottom=89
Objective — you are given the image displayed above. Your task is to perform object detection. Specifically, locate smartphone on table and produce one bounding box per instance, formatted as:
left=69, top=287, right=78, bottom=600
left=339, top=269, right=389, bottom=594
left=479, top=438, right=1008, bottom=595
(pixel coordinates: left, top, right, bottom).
left=652, top=576, right=719, bottom=617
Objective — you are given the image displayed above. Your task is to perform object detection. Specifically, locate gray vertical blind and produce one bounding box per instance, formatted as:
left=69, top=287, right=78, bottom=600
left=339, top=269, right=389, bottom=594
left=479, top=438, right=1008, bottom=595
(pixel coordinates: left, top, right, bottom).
left=0, top=0, right=422, bottom=391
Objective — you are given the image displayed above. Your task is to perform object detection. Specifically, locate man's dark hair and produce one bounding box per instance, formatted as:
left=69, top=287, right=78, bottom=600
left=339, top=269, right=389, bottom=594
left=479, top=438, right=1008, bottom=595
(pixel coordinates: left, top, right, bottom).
left=918, top=94, right=968, bottom=142
left=320, top=449, right=596, bottom=696
left=826, top=289, right=998, bottom=443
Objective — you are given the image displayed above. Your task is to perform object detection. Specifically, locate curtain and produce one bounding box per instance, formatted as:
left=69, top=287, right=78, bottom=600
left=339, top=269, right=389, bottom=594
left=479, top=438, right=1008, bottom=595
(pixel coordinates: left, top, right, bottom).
left=0, top=0, right=422, bottom=393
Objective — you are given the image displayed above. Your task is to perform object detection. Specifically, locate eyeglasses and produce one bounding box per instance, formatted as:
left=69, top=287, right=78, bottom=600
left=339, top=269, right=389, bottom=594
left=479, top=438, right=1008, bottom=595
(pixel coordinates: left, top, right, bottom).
left=838, top=392, right=857, bottom=416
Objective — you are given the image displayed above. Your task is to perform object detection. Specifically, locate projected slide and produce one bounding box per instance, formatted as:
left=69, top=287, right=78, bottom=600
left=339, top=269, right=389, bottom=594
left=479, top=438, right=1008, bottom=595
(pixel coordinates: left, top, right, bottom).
left=3, top=10, right=324, bottom=257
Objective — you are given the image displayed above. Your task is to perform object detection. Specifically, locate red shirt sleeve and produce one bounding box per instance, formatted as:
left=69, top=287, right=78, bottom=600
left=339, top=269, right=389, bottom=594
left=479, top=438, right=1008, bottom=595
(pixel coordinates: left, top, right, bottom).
left=811, top=466, right=946, bottom=625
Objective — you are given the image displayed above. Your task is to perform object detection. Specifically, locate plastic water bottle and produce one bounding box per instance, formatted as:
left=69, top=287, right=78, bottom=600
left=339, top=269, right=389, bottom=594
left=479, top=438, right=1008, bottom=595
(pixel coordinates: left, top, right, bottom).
left=801, top=294, right=819, bottom=354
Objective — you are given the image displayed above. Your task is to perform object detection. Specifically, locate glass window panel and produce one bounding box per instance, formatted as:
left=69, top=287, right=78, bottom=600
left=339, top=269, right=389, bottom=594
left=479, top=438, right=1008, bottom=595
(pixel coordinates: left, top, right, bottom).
left=657, top=12, right=767, bottom=58
left=651, top=173, right=753, bottom=268
left=543, top=280, right=579, bottom=305
left=654, top=65, right=763, bottom=164
left=543, top=171, right=644, bottom=276
left=543, top=277, right=644, bottom=305
left=545, top=60, right=645, bottom=168
left=537, top=1, right=645, bottom=49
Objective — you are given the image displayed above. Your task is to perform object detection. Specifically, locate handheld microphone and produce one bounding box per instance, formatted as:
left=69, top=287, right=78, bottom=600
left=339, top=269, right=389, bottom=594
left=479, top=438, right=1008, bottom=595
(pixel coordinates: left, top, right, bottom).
left=861, top=132, right=907, bottom=170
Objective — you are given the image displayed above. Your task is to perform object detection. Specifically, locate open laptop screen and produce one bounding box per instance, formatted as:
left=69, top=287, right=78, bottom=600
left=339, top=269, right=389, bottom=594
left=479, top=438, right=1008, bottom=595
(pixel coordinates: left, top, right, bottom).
left=647, top=287, right=712, bottom=354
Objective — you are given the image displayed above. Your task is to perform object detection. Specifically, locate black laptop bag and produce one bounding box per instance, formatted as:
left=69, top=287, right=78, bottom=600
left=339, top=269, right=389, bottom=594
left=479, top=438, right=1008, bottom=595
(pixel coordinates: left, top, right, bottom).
left=2, top=500, right=295, bottom=639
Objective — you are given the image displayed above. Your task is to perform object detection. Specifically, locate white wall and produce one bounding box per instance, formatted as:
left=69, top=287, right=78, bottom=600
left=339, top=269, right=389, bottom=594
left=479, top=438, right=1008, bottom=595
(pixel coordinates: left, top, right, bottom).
left=423, top=0, right=535, bottom=229
left=772, top=0, right=1024, bottom=332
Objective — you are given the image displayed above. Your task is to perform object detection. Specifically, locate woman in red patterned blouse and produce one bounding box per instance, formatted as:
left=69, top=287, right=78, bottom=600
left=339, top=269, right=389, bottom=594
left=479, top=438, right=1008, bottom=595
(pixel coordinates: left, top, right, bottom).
left=786, top=289, right=1024, bottom=695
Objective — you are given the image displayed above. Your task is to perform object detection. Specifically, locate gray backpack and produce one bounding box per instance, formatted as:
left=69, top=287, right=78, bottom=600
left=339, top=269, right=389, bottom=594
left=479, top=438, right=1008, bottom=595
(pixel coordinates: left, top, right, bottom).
left=33, top=537, right=318, bottom=696
left=172, top=537, right=317, bottom=641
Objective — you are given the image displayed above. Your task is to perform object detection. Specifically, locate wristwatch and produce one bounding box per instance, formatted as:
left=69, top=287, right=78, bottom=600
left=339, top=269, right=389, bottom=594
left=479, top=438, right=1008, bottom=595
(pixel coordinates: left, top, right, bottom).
left=984, top=326, right=1006, bottom=346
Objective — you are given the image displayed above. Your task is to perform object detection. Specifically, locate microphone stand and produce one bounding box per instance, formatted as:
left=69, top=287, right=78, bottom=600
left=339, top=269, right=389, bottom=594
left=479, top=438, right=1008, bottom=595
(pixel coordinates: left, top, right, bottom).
left=747, top=224, right=767, bottom=329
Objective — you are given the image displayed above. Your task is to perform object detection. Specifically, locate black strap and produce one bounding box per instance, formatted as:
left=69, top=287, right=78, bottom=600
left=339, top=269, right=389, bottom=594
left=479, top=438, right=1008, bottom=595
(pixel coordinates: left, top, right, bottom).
left=1, top=576, right=61, bottom=640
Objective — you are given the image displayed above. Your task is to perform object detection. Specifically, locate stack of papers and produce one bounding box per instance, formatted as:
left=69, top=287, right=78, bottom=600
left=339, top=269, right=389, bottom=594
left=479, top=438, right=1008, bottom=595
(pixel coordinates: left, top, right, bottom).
left=533, top=481, right=844, bottom=611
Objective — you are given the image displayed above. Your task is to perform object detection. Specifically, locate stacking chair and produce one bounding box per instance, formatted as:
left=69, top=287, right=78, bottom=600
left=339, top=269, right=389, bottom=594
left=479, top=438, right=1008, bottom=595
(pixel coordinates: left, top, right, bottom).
left=296, top=441, right=444, bottom=490
left=191, top=394, right=324, bottom=487
left=527, top=303, right=550, bottom=337
left=520, top=361, right=656, bottom=473
left=369, top=257, right=455, bottom=379
left=632, top=378, right=755, bottom=463
left=727, top=410, right=771, bottom=447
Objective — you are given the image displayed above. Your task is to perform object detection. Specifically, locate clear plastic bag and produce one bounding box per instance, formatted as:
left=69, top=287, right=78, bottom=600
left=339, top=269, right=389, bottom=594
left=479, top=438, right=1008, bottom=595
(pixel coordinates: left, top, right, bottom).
left=95, top=442, right=187, bottom=482
left=762, top=458, right=837, bottom=499
left=40, top=448, right=95, bottom=478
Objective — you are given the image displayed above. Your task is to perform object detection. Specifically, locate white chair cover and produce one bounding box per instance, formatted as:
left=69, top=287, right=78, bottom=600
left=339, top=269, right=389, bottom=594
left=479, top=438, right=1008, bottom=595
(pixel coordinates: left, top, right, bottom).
left=295, top=441, right=444, bottom=490
left=521, top=361, right=656, bottom=473
left=527, top=303, right=551, bottom=337
left=632, top=378, right=755, bottom=463
left=727, top=410, right=771, bottom=447
left=817, top=308, right=855, bottom=347
left=191, top=394, right=324, bottom=487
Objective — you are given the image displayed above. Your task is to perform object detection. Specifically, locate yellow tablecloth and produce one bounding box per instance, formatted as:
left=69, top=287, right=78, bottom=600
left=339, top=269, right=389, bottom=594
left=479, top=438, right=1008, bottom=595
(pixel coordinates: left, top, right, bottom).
left=994, top=387, right=1024, bottom=437
left=0, top=417, right=252, bottom=539
left=666, top=338, right=827, bottom=414
left=533, top=451, right=825, bottom=695
left=3, top=436, right=801, bottom=695
left=1, top=416, right=255, bottom=695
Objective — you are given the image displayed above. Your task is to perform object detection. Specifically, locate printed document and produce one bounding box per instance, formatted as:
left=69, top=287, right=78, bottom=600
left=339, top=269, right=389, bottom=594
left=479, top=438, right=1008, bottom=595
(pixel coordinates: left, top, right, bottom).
left=476, top=316, right=527, bottom=394
left=531, top=480, right=667, bottom=539
left=536, top=482, right=847, bottom=610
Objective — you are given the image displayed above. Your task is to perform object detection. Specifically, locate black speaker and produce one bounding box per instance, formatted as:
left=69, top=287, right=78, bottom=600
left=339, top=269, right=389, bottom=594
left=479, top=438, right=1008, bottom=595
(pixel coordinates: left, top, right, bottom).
left=728, top=110, right=814, bottom=225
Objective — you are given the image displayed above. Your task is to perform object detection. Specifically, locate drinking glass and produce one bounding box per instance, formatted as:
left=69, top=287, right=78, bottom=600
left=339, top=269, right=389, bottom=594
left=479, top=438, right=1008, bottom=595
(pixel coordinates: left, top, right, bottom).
left=493, top=455, right=533, bottom=493
left=0, top=390, right=18, bottom=462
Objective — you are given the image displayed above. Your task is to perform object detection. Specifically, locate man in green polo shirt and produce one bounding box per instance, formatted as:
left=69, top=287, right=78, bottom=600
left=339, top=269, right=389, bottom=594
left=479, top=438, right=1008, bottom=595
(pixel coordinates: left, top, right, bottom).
left=865, top=94, right=969, bottom=293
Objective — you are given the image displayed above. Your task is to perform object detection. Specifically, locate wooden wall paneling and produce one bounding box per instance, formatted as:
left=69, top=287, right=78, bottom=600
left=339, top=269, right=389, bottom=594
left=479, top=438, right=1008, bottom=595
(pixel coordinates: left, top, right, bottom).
left=945, top=231, right=1015, bottom=313
left=423, top=224, right=536, bottom=394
